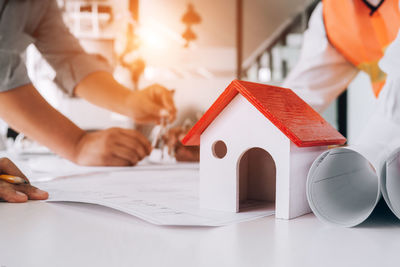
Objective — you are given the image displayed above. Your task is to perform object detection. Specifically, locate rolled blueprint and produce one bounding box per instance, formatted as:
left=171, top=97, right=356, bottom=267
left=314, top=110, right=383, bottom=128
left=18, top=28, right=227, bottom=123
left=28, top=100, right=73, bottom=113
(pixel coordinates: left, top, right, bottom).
left=307, top=146, right=381, bottom=227
left=384, top=147, right=400, bottom=219
left=307, top=115, right=400, bottom=227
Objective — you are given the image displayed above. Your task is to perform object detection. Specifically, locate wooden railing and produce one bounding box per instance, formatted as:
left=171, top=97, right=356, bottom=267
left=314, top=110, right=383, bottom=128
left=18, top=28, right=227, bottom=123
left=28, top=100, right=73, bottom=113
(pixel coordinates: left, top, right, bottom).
left=237, top=0, right=348, bottom=137
left=240, top=0, right=320, bottom=83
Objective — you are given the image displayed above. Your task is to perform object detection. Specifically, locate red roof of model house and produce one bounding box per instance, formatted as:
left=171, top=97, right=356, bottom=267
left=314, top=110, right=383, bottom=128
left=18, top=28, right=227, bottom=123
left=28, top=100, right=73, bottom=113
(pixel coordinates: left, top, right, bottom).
left=182, top=80, right=346, bottom=147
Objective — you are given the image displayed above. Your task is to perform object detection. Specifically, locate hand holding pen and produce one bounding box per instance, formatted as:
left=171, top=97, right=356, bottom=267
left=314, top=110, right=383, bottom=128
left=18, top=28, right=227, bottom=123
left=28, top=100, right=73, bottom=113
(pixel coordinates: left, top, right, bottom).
left=0, top=158, right=48, bottom=202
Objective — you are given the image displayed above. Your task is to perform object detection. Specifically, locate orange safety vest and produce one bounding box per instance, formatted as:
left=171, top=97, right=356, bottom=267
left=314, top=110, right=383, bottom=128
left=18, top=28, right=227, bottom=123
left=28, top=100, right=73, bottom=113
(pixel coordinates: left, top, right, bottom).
left=323, top=0, right=400, bottom=97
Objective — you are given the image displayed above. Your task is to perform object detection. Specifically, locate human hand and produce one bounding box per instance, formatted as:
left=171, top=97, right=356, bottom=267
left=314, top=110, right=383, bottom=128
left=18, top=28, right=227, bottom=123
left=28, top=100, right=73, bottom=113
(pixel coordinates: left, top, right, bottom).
left=175, top=145, right=200, bottom=162
left=126, top=84, right=176, bottom=124
left=73, top=127, right=152, bottom=166
left=0, top=158, right=48, bottom=203
left=163, top=127, right=199, bottom=162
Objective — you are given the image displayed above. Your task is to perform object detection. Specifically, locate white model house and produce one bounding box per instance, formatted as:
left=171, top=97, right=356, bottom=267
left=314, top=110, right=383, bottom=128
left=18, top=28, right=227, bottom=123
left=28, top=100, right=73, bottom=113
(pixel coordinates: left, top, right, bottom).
left=182, top=80, right=346, bottom=219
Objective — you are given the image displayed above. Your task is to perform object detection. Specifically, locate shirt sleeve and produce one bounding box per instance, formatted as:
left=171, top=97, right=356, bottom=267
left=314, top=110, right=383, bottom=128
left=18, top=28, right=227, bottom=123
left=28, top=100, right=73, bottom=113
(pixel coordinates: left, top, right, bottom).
left=376, top=30, right=400, bottom=124
left=0, top=1, right=38, bottom=92
left=32, top=0, right=112, bottom=96
left=0, top=51, right=32, bottom=92
left=282, top=2, right=359, bottom=112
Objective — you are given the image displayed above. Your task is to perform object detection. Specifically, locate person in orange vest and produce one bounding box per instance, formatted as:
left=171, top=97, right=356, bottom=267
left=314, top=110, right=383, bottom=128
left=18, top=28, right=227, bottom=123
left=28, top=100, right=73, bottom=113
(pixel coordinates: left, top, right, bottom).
left=168, top=0, right=400, bottom=162
left=283, top=0, right=400, bottom=113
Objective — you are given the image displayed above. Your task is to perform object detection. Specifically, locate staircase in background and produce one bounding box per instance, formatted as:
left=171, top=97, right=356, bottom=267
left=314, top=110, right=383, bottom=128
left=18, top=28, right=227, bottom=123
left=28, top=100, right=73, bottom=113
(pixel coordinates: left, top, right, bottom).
left=241, top=0, right=320, bottom=84
left=239, top=0, right=347, bottom=137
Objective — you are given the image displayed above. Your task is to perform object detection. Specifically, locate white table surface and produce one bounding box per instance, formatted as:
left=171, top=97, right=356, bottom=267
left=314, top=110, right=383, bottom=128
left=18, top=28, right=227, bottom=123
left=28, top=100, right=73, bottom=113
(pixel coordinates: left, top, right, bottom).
left=0, top=199, right=399, bottom=267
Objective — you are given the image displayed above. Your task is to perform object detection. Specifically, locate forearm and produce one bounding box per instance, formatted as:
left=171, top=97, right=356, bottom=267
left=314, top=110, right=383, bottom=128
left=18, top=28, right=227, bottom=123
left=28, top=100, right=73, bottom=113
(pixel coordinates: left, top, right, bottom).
left=74, top=71, right=176, bottom=124
left=74, top=71, right=132, bottom=117
left=0, top=84, right=85, bottom=161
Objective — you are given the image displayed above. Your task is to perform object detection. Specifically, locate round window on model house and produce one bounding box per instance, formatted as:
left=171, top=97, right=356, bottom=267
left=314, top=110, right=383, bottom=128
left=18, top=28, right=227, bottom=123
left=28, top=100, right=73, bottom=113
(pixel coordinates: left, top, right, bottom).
left=212, top=140, right=227, bottom=159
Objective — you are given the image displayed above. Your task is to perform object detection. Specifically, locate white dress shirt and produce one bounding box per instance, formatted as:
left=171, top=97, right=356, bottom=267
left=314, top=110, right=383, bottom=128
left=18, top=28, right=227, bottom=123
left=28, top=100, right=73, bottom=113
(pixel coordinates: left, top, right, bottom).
left=283, top=2, right=359, bottom=113
left=284, top=0, right=400, bottom=146
left=376, top=30, right=400, bottom=123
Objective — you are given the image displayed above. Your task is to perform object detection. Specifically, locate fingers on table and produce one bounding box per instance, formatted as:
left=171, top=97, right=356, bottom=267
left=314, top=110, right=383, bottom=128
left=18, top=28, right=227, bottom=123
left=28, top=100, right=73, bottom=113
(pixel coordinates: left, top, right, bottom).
left=14, top=184, right=49, bottom=200
left=0, top=158, right=48, bottom=202
left=0, top=181, right=48, bottom=202
left=175, top=146, right=200, bottom=162
left=118, top=129, right=152, bottom=155
left=106, top=128, right=152, bottom=166
left=0, top=182, right=28, bottom=202
left=111, top=145, right=140, bottom=165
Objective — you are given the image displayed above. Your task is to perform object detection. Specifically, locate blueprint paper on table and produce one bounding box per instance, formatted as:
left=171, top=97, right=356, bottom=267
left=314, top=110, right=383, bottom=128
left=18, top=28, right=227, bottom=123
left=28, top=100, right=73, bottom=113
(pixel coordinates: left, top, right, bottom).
left=38, top=167, right=274, bottom=226
left=26, top=150, right=198, bottom=182
left=306, top=114, right=400, bottom=227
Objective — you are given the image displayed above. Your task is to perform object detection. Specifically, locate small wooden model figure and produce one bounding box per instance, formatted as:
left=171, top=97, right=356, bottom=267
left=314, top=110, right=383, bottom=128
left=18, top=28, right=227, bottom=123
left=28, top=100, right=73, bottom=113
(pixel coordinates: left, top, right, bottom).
left=182, top=80, right=346, bottom=219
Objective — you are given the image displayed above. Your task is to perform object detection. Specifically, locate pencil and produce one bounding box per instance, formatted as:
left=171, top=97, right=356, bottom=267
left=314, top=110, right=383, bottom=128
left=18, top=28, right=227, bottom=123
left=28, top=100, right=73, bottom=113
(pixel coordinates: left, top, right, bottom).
left=0, top=174, right=29, bottom=185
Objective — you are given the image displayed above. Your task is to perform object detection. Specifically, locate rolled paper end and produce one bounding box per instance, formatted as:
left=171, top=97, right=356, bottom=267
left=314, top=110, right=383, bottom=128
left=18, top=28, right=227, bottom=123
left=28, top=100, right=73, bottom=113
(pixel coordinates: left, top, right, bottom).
left=307, top=147, right=380, bottom=227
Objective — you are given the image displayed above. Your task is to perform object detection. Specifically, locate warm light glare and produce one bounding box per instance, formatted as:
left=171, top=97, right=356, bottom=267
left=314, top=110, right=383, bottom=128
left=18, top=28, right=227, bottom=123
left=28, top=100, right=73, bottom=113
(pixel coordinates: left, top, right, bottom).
left=144, top=66, right=156, bottom=80
left=137, top=27, right=165, bottom=49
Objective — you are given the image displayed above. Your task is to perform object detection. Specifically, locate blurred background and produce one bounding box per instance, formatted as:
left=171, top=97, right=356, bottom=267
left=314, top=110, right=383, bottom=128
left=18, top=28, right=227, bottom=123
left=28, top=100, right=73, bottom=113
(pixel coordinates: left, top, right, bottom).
left=22, top=0, right=376, bottom=144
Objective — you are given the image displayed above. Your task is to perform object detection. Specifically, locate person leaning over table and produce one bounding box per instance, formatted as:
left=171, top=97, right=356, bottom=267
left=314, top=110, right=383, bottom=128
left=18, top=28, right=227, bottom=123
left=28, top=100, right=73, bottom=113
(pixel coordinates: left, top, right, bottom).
left=0, top=0, right=176, bottom=202
left=164, top=0, right=400, bottom=162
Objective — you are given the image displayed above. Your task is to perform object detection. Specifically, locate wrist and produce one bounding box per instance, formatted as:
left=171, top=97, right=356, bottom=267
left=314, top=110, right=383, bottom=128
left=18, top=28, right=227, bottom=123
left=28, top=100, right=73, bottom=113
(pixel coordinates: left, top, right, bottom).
left=108, top=80, right=133, bottom=116
left=123, top=90, right=140, bottom=119
left=69, top=129, right=87, bottom=164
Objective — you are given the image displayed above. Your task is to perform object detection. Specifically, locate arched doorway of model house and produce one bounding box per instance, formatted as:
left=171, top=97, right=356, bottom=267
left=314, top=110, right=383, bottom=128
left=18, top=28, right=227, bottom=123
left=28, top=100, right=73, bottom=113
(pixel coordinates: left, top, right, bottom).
left=237, top=147, right=276, bottom=211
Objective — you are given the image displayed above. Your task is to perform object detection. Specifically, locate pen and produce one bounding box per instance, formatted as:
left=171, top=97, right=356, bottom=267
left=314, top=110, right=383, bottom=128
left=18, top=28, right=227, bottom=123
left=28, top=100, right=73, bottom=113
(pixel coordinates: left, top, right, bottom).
left=152, top=110, right=169, bottom=160
left=0, top=174, right=29, bottom=185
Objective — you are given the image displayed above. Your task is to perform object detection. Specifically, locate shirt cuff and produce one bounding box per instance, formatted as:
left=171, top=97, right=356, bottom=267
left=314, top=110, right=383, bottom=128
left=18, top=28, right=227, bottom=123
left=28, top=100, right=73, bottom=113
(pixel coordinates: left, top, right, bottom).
left=53, top=53, right=113, bottom=96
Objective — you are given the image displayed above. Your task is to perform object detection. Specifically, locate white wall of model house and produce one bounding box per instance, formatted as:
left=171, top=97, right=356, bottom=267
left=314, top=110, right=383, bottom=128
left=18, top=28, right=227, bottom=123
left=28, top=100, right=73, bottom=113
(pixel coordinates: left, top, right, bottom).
left=199, top=94, right=327, bottom=219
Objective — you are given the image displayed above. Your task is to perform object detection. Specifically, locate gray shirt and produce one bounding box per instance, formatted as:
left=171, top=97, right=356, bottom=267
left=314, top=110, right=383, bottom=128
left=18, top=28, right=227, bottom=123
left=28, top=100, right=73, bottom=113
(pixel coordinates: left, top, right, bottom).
left=0, top=0, right=111, bottom=95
